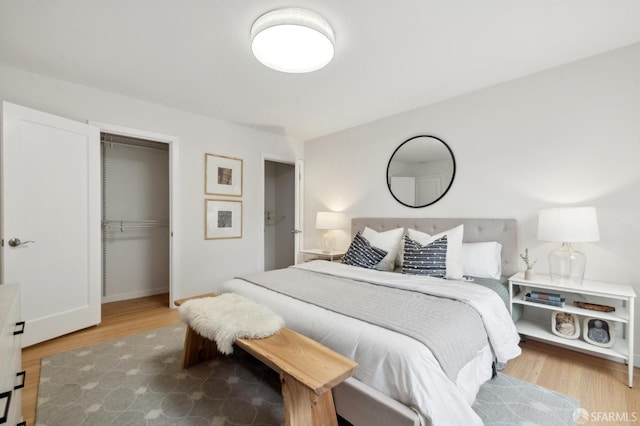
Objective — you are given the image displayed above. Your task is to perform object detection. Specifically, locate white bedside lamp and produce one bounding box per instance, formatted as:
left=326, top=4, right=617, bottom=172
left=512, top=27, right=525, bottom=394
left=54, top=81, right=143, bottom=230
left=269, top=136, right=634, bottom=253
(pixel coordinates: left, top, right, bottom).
left=316, top=211, right=342, bottom=253
left=537, top=207, right=600, bottom=284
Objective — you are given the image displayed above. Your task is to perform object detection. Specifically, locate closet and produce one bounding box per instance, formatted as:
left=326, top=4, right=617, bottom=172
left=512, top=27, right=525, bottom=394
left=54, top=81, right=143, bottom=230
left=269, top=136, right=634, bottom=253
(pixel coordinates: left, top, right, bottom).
left=264, top=160, right=296, bottom=270
left=101, top=133, right=170, bottom=303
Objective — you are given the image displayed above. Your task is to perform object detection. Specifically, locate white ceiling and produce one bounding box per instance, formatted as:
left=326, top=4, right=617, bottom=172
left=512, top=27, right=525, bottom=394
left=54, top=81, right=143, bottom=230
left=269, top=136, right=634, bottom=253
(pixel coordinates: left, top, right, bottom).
left=1, top=1, right=639, bottom=141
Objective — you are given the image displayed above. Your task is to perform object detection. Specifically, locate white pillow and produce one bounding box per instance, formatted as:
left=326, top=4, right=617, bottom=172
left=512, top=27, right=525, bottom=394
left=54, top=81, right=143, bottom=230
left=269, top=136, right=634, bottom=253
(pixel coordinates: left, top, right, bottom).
left=461, top=242, right=503, bottom=279
left=407, top=225, right=464, bottom=280
left=361, top=226, right=404, bottom=272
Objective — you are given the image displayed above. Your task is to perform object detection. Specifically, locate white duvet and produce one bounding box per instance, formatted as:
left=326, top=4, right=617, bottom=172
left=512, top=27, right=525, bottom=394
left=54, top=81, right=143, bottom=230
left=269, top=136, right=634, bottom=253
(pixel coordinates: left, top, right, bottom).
left=213, top=261, right=521, bottom=425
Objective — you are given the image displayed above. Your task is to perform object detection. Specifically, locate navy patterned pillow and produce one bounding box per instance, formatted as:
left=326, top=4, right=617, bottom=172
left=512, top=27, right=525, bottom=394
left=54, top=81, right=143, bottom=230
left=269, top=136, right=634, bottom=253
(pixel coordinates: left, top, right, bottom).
left=401, top=235, right=448, bottom=278
left=342, top=232, right=388, bottom=269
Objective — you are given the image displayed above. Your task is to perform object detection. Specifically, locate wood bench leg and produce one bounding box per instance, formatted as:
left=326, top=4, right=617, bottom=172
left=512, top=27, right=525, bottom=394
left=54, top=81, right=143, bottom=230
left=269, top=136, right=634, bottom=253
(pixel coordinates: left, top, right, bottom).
left=281, top=372, right=338, bottom=426
left=182, top=326, right=219, bottom=369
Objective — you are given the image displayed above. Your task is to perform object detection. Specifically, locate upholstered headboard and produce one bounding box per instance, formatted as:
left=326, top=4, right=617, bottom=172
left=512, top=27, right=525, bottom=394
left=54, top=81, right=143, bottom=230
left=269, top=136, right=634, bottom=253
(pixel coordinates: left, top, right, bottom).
left=351, top=217, right=518, bottom=278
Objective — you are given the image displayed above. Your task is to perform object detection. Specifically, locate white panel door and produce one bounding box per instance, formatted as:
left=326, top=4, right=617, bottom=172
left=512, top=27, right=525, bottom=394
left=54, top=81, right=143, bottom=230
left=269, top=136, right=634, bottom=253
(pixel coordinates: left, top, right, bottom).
left=390, top=176, right=416, bottom=205
left=294, top=159, right=303, bottom=264
left=1, top=102, right=101, bottom=347
left=416, top=175, right=443, bottom=206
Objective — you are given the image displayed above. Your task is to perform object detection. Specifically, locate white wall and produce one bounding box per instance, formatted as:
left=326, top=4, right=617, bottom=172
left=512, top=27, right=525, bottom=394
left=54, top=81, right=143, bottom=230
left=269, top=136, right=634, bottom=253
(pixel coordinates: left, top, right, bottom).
left=0, top=64, right=297, bottom=301
left=304, top=43, right=640, bottom=353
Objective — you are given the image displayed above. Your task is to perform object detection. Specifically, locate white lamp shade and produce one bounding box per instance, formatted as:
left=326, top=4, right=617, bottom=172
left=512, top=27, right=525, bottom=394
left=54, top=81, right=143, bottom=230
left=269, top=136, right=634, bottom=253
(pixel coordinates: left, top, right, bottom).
left=537, top=207, right=600, bottom=243
left=251, top=8, right=335, bottom=73
left=316, top=211, right=343, bottom=230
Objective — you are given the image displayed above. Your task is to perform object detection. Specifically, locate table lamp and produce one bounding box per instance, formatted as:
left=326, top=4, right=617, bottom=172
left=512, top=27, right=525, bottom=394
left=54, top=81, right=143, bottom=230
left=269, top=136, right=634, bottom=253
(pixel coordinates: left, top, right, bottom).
left=537, top=207, right=600, bottom=284
left=316, top=211, right=342, bottom=253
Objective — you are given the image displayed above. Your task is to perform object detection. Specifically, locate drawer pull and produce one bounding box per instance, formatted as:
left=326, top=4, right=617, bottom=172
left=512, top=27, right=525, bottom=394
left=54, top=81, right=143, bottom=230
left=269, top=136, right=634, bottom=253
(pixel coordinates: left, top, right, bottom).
left=13, top=321, right=25, bottom=336
left=0, top=390, right=11, bottom=423
left=15, top=371, right=26, bottom=390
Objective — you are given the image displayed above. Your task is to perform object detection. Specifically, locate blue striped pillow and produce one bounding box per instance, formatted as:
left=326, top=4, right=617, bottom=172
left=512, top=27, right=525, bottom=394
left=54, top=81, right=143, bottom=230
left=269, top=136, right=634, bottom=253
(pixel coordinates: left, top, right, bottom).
left=342, top=232, right=388, bottom=269
left=401, top=235, right=448, bottom=278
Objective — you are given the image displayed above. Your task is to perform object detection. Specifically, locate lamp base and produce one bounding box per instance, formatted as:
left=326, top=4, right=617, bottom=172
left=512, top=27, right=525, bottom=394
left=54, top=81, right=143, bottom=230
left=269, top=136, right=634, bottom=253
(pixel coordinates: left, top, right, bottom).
left=549, top=242, right=586, bottom=284
left=321, top=231, right=336, bottom=254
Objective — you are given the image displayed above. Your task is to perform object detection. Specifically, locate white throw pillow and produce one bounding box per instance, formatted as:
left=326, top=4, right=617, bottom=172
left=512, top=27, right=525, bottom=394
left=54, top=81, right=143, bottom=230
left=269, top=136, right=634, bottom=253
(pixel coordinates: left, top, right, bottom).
left=361, top=226, right=404, bottom=272
left=407, top=225, right=464, bottom=280
left=461, top=242, right=503, bottom=279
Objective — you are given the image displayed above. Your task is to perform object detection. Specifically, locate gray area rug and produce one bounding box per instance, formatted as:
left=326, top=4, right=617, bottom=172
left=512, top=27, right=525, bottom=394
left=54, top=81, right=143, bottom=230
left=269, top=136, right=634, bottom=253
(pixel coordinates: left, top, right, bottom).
left=37, top=323, right=579, bottom=425
left=472, top=372, right=579, bottom=426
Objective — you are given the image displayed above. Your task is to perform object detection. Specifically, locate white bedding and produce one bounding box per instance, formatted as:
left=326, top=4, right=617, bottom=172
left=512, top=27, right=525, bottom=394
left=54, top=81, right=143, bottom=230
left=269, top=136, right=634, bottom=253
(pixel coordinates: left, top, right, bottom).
left=213, top=261, right=521, bottom=425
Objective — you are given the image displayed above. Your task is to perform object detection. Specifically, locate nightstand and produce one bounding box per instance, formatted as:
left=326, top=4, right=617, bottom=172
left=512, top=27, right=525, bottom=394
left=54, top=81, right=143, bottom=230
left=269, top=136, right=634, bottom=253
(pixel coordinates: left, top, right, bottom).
left=508, top=272, right=636, bottom=387
left=300, top=248, right=346, bottom=262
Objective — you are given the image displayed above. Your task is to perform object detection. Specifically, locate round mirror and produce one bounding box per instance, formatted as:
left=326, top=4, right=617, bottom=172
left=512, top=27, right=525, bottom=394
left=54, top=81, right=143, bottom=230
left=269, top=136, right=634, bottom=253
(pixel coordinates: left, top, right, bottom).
left=386, top=135, right=456, bottom=208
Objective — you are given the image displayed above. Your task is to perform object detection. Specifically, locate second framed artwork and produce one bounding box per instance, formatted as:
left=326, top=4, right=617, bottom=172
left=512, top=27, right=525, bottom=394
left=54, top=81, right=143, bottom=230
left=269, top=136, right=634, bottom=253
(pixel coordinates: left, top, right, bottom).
left=205, top=153, right=243, bottom=196
left=205, top=199, right=242, bottom=239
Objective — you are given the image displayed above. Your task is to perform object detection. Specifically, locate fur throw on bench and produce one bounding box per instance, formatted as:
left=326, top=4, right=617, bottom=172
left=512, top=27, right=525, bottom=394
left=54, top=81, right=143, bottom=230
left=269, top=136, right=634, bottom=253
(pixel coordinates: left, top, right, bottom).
left=178, top=293, right=285, bottom=354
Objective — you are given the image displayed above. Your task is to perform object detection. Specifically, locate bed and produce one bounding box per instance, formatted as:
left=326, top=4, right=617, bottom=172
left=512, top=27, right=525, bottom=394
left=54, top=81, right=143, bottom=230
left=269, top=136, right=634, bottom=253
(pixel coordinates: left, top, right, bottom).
left=211, top=217, right=522, bottom=426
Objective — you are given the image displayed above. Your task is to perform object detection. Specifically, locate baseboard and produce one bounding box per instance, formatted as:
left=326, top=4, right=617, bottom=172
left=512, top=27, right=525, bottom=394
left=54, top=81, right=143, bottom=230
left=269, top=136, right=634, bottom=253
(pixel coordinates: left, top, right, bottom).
left=101, top=287, right=168, bottom=304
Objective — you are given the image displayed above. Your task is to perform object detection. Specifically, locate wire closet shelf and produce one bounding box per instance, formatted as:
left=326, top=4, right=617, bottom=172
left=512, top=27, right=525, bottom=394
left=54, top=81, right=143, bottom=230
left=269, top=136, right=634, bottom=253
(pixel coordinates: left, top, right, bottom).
left=102, top=220, right=169, bottom=232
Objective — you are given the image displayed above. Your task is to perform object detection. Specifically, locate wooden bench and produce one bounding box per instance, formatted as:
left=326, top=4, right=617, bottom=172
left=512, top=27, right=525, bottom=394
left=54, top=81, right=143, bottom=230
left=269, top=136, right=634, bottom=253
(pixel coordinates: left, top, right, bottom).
left=175, top=294, right=357, bottom=426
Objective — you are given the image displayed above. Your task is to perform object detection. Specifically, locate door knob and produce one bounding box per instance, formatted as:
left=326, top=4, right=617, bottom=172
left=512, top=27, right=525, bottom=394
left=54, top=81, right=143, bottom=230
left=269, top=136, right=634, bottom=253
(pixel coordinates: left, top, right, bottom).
left=8, top=238, right=35, bottom=247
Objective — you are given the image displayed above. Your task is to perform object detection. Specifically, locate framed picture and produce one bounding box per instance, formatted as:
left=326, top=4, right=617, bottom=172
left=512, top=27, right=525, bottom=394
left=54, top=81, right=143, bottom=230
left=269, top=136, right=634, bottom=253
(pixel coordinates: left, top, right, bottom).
left=205, top=153, right=243, bottom=196
left=583, top=317, right=615, bottom=348
left=551, top=312, right=580, bottom=339
left=205, top=199, right=242, bottom=239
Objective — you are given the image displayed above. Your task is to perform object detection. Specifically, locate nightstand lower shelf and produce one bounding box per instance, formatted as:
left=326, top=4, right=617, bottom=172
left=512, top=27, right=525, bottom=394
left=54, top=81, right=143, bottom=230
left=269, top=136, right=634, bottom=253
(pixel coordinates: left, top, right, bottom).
left=515, top=318, right=629, bottom=360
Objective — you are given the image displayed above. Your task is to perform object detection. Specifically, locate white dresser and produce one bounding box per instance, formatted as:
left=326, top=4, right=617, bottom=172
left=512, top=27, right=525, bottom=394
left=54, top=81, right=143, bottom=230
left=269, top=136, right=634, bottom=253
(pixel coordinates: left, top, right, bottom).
left=0, top=284, right=25, bottom=426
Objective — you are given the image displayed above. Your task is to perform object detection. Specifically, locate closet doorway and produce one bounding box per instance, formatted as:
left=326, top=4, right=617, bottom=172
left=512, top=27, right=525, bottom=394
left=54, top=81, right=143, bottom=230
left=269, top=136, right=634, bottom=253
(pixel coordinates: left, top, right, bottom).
left=263, top=159, right=300, bottom=271
left=93, top=121, right=178, bottom=306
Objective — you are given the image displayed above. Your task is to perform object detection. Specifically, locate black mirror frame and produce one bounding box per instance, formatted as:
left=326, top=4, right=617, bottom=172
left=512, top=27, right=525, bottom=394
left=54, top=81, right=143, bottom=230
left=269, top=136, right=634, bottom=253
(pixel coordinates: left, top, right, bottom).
left=386, top=135, right=456, bottom=208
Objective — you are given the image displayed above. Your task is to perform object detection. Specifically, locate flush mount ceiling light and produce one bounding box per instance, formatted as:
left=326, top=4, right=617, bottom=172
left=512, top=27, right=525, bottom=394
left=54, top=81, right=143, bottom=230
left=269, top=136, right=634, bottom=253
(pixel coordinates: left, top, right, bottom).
left=250, top=8, right=335, bottom=73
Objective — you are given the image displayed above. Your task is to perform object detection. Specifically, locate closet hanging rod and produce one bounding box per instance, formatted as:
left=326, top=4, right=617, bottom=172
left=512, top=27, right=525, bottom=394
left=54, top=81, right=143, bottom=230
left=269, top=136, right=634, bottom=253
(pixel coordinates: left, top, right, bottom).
left=103, top=220, right=167, bottom=224
left=102, top=220, right=169, bottom=232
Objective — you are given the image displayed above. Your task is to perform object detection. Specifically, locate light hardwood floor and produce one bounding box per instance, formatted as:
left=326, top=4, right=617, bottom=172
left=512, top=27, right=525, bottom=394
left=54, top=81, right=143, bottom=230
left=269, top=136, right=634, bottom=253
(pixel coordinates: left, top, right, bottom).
left=502, top=338, right=640, bottom=422
left=21, top=294, right=639, bottom=425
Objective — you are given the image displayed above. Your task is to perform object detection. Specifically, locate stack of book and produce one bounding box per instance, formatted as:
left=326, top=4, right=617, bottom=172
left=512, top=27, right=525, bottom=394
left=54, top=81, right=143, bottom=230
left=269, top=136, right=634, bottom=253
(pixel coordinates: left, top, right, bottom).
left=524, top=290, right=565, bottom=307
